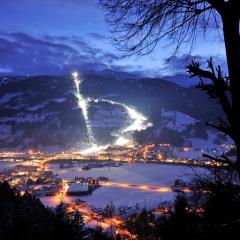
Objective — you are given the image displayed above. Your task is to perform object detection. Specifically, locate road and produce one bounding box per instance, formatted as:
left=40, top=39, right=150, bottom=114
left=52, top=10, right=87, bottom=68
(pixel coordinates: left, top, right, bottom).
left=101, top=181, right=172, bottom=192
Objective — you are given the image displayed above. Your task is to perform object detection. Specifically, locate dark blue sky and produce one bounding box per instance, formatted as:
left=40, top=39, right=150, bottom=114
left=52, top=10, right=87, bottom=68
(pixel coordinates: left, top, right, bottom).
left=0, top=0, right=226, bottom=76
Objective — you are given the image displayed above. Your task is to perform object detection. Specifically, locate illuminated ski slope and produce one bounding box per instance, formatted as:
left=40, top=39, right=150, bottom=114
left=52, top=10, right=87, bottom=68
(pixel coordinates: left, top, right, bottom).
left=72, top=72, right=152, bottom=153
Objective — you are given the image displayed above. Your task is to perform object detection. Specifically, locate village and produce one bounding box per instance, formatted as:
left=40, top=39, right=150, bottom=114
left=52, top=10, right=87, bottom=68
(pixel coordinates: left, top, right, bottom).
left=0, top=140, right=226, bottom=240
left=0, top=142, right=235, bottom=168
left=0, top=140, right=233, bottom=238
left=0, top=154, right=195, bottom=238
left=0, top=162, right=101, bottom=198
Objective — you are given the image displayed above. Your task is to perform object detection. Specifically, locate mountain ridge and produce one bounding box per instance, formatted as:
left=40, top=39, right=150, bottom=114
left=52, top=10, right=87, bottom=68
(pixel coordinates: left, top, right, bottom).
left=0, top=71, right=228, bottom=150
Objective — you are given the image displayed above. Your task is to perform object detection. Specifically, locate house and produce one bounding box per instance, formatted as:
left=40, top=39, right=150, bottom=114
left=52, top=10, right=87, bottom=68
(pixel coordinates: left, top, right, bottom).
left=67, top=183, right=90, bottom=196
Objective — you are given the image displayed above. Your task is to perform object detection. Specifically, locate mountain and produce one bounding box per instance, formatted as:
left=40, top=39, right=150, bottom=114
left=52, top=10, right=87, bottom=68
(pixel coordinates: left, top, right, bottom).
left=161, top=74, right=197, bottom=87
left=0, top=71, right=229, bottom=151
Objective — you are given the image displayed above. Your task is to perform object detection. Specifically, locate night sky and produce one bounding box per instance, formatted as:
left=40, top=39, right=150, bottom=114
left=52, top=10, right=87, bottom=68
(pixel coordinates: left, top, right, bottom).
left=0, top=0, right=226, bottom=76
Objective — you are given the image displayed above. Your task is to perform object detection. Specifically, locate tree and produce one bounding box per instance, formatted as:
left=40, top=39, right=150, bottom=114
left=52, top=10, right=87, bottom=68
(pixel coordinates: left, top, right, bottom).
left=100, top=0, right=240, bottom=169
left=125, top=208, right=158, bottom=239
left=189, top=170, right=240, bottom=240
left=0, top=181, right=83, bottom=240
left=86, top=227, right=111, bottom=240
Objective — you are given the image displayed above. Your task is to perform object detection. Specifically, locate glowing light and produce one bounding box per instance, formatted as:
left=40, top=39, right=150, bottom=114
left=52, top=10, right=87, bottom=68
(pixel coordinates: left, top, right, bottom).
left=157, top=153, right=163, bottom=160
left=100, top=181, right=172, bottom=192
left=182, top=147, right=190, bottom=152
left=123, top=106, right=152, bottom=132
left=81, top=144, right=109, bottom=155
left=71, top=86, right=153, bottom=151
left=88, top=98, right=153, bottom=146
left=72, top=72, right=95, bottom=144
left=54, top=180, right=70, bottom=204
left=72, top=71, right=79, bottom=78
left=115, top=136, right=130, bottom=146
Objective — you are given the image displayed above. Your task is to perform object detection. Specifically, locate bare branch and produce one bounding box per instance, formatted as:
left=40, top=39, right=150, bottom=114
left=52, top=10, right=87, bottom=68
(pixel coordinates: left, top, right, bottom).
left=100, top=0, right=221, bottom=57
left=202, top=153, right=233, bottom=166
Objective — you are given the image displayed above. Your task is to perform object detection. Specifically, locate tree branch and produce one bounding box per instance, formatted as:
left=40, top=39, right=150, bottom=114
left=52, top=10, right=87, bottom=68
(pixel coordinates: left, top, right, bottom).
left=187, top=59, right=234, bottom=135
left=100, top=0, right=218, bottom=57
left=202, top=153, right=233, bottom=166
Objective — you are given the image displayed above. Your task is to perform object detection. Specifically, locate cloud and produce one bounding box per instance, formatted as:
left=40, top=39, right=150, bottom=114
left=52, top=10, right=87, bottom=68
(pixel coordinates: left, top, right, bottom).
left=152, top=54, right=228, bottom=87
left=88, top=33, right=109, bottom=41
left=0, top=30, right=226, bottom=78
left=0, top=31, right=119, bottom=75
left=160, top=54, right=228, bottom=76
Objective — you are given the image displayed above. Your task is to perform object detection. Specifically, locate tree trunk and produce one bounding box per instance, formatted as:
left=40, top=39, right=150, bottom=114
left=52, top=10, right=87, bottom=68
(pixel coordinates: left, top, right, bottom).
left=221, top=12, right=240, bottom=168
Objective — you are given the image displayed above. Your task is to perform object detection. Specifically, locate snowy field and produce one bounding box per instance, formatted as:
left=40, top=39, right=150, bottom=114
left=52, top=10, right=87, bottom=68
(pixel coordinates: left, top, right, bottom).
left=42, top=163, right=205, bottom=209
left=0, top=161, right=21, bottom=172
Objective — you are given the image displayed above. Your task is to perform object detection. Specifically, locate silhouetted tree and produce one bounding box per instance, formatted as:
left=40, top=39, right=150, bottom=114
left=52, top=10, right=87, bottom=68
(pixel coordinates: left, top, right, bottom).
left=87, top=227, right=111, bottom=240
left=126, top=208, right=158, bottom=239
left=161, top=194, right=199, bottom=240
left=114, top=233, right=121, bottom=240
left=0, top=181, right=84, bottom=240
left=189, top=170, right=240, bottom=240
left=187, top=58, right=240, bottom=170
left=100, top=0, right=240, bottom=169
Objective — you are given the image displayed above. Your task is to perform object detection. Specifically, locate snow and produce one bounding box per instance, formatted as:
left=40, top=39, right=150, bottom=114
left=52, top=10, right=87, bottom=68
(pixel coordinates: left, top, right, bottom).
left=174, top=130, right=234, bottom=159
left=27, top=102, right=48, bottom=111
left=0, top=125, right=12, bottom=140
left=0, top=112, right=57, bottom=124
left=175, top=148, right=204, bottom=159
left=43, top=163, right=206, bottom=208
left=100, top=93, right=119, bottom=98
left=91, top=104, right=128, bottom=128
left=162, top=110, right=198, bottom=132
left=154, top=127, right=162, bottom=137
left=0, top=92, right=23, bottom=105
left=53, top=98, right=66, bottom=103
left=0, top=161, right=22, bottom=172
left=188, top=131, right=218, bottom=149
left=27, top=98, right=66, bottom=111
left=0, top=77, right=8, bottom=86
left=68, top=183, right=89, bottom=193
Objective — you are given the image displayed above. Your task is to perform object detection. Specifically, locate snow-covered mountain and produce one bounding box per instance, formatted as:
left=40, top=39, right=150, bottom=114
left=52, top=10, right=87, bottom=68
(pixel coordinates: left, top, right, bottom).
left=0, top=72, right=229, bottom=150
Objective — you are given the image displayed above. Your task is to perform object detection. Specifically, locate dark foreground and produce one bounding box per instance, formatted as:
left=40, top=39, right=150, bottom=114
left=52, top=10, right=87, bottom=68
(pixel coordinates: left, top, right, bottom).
left=1, top=168, right=240, bottom=240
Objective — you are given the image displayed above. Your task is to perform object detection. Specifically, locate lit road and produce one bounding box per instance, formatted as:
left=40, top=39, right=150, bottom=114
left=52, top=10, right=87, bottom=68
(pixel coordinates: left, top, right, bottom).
left=101, top=181, right=172, bottom=193
left=66, top=203, right=137, bottom=239
left=53, top=180, right=156, bottom=239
